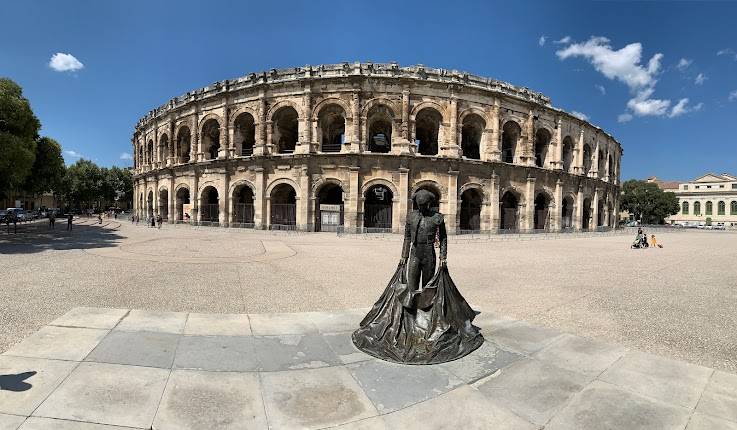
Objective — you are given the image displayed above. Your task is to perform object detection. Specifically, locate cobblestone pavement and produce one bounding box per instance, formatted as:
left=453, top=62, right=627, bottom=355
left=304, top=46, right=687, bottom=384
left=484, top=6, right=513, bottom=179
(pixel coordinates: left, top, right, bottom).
left=1, top=307, right=736, bottom=429
left=1, top=219, right=736, bottom=374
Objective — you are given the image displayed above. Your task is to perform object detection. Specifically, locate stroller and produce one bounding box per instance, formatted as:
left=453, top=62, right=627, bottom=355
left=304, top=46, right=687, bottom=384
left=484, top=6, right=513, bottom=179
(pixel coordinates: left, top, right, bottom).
left=631, top=234, right=649, bottom=249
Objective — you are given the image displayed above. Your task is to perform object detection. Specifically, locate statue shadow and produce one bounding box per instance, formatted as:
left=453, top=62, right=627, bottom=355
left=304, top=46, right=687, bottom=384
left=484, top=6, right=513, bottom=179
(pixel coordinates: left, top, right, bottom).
left=0, top=371, right=37, bottom=392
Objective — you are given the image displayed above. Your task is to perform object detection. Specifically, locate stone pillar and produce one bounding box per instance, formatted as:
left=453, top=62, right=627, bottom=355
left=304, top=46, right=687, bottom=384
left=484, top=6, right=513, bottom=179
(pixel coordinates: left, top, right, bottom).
left=227, top=123, right=236, bottom=158
left=521, top=110, right=535, bottom=166
left=167, top=122, right=176, bottom=166
left=488, top=99, right=501, bottom=162
left=296, top=88, right=311, bottom=155
left=489, top=172, right=500, bottom=231
left=397, top=167, right=410, bottom=234
left=254, top=94, right=267, bottom=156
left=554, top=118, right=563, bottom=170
left=604, top=147, right=611, bottom=182
left=220, top=171, right=230, bottom=226
left=592, top=139, right=600, bottom=178
left=350, top=90, right=360, bottom=153
left=575, top=129, right=584, bottom=175
left=443, top=97, right=461, bottom=158
left=525, top=176, right=536, bottom=231
left=603, top=193, right=610, bottom=227
left=345, top=167, right=360, bottom=232
left=575, top=185, right=583, bottom=231
left=265, top=120, right=274, bottom=155
left=446, top=170, right=459, bottom=234
left=254, top=167, right=265, bottom=229
left=297, top=166, right=310, bottom=230
left=554, top=179, right=563, bottom=231
left=593, top=187, right=600, bottom=229
left=169, top=176, right=175, bottom=222
left=192, top=170, right=199, bottom=222
left=218, top=107, right=229, bottom=159
left=392, top=87, right=412, bottom=155
left=190, top=114, right=199, bottom=163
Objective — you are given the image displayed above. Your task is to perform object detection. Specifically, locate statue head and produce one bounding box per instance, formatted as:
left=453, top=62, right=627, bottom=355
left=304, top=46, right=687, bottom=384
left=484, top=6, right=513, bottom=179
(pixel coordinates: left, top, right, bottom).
left=413, top=190, right=435, bottom=215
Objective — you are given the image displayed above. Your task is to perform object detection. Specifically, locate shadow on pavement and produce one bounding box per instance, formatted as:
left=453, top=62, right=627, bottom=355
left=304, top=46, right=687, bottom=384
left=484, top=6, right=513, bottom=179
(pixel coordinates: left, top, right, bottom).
left=0, top=371, right=37, bottom=392
left=0, top=219, right=124, bottom=254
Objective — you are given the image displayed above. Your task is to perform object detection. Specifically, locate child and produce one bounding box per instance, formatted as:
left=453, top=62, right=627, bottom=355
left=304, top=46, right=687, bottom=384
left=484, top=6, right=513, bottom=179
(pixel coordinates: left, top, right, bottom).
left=651, top=234, right=662, bottom=248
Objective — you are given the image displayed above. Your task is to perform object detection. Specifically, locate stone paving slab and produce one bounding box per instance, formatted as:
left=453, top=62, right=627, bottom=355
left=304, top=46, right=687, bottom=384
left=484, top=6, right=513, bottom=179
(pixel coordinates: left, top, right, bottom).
left=1, top=306, right=736, bottom=430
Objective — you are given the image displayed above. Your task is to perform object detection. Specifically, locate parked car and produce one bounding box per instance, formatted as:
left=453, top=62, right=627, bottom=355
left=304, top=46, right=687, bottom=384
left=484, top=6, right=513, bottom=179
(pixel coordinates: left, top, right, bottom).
left=6, top=208, right=26, bottom=222
left=0, top=209, right=7, bottom=223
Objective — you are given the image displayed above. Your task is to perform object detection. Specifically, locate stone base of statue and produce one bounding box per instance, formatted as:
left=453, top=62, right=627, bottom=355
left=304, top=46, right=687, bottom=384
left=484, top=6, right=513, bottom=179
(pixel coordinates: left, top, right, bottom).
left=352, top=262, right=484, bottom=365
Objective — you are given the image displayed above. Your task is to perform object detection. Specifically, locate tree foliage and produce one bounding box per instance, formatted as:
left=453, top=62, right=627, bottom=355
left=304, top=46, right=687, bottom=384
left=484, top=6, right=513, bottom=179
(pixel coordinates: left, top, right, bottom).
left=0, top=78, right=40, bottom=198
left=60, top=159, right=132, bottom=209
left=620, top=180, right=681, bottom=224
left=24, top=137, right=66, bottom=195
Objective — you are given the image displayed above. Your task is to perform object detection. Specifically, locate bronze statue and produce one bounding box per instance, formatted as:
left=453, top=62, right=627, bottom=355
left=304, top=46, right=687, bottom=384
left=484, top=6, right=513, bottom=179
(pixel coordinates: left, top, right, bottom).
left=352, top=190, right=483, bottom=364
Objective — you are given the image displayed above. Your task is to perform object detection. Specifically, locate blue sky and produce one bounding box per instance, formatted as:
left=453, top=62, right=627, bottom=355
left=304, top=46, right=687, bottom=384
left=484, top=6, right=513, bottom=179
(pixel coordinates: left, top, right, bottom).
left=1, top=0, right=736, bottom=181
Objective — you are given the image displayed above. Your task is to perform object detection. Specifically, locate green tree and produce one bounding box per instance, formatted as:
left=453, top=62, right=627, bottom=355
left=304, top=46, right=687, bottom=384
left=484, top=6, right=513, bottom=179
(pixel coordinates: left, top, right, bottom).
left=620, top=180, right=680, bottom=224
left=23, top=136, right=66, bottom=195
left=106, top=166, right=133, bottom=207
left=63, top=159, right=103, bottom=210
left=0, top=78, right=40, bottom=199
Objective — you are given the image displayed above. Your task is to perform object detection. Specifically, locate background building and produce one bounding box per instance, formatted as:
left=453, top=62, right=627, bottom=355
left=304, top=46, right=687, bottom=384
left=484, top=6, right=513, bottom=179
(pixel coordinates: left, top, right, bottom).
left=132, top=63, right=623, bottom=233
left=666, top=173, right=737, bottom=227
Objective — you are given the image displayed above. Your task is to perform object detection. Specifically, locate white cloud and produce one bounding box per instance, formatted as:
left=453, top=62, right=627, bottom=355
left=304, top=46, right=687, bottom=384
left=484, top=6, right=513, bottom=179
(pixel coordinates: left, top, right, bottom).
left=668, top=98, right=702, bottom=118
left=595, top=84, right=606, bottom=95
left=120, top=152, right=133, bottom=160
left=694, top=73, right=707, bottom=85
left=538, top=36, right=546, bottom=47
left=556, top=37, right=662, bottom=90
left=717, top=48, right=737, bottom=60
left=570, top=111, right=589, bottom=121
left=617, top=113, right=633, bottom=123
left=63, top=150, right=83, bottom=158
left=554, top=36, right=571, bottom=44
left=729, top=90, right=737, bottom=102
left=676, top=58, right=692, bottom=71
left=48, top=53, right=84, bottom=72
left=627, top=88, right=670, bottom=116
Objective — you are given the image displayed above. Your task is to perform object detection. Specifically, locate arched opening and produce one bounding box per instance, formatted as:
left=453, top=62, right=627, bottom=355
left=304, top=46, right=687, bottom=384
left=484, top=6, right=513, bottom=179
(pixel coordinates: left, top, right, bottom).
left=364, top=185, right=393, bottom=230
left=561, top=195, right=574, bottom=229
left=415, top=108, right=441, bottom=156
left=272, top=106, right=299, bottom=154
left=366, top=105, right=393, bottom=153
left=139, top=193, right=143, bottom=218
left=461, top=114, right=484, bottom=160
left=270, top=184, right=297, bottom=228
left=598, top=149, right=606, bottom=178
left=318, top=104, right=346, bottom=153
left=694, top=201, right=701, bottom=215
left=731, top=201, right=737, bottom=216
left=412, top=185, right=441, bottom=212
left=682, top=201, right=689, bottom=215
left=534, top=129, right=551, bottom=168
left=501, top=121, right=520, bottom=164
left=499, top=191, right=519, bottom=231
left=706, top=201, right=713, bottom=215
left=583, top=144, right=593, bottom=175
left=176, top=127, right=191, bottom=164
left=232, top=185, right=254, bottom=226
left=234, top=113, right=256, bottom=156
left=201, top=119, right=220, bottom=160
left=597, top=199, right=605, bottom=227
left=200, top=186, right=219, bottom=223
left=159, top=134, right=169, bottom=165
left=718, top=201, right=726, bottom=215
left=608, top=202, right=615, bottom=227
left=460, top=188, right=483, bottom=231
left=158, top=189, right=168, bottom=221
left=582, top=198, right=592, bottom=230
left=175, top=187, right=190, bottom=221
left=608, top=155, right=614, bottom=180
left=147, top=191, right=154, bottom=219
left=147, top=140, right=154, bottom=165
left=138, top=146, right=144, bottom=168
left=534, top=193, right=550, bottom=230
left=315, top=183, right=344, bottom=232
left=562, top=136, right=574, bottom=172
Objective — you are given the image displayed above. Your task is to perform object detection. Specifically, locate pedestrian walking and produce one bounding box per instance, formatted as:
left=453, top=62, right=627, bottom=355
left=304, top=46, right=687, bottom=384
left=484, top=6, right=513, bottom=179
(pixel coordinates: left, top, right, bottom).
left=67, top=213, right=73, bottom=231
left=135, top=215, right=139, bottom=225
left=11, top=213, right=17, bottom=234
left=49, top=212, right=55, bottom=229
left=156, top=214, right=162, bottom=229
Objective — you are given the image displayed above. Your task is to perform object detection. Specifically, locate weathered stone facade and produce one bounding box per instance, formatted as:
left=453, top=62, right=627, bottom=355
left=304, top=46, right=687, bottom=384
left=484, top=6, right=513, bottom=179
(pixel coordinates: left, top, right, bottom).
left=132, top=63, right=622, bottom=233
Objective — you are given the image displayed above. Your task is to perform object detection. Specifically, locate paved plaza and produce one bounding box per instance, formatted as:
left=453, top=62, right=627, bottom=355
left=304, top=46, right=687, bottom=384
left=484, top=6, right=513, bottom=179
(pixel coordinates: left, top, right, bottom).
left=1, top=306, right=737, bottom=429
left=1, top=220, right=737, bottom=428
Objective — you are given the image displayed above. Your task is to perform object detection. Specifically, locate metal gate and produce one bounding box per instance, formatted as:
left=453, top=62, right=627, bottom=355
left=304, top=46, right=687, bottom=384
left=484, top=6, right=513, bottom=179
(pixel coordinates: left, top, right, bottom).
left=271, top=203, right=296, bottom=228
left=364, top=204, right=392, bottom=229
left=200, top=204, right=219, bottom=225
left=233, top=203, right=254, bottom=227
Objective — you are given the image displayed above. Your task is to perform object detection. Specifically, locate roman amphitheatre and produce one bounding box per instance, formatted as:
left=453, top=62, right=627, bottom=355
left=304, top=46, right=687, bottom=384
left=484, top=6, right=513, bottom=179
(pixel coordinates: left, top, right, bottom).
left=132, top=63, right=622, bottom=232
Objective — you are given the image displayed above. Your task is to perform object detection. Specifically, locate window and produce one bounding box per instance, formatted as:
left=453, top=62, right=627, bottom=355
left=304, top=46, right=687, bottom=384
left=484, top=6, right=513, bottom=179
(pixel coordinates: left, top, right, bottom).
left=732, top=183, right=737, bottom=189
left=719, top=185, right=724, bottom=189
left=731, top=201, right=737, bottom=215
left=706, top=201, right=713, bottom=215
left=683, top=185, right=688, bottom=190
left=718, top=201, right=726, bottom=215
left=707, top=185, right=712, bottom=189
left=694, top=201, right=701, bottom=215
left=695, top=186, right=700, bottom=189
left=682, top=201, right=689, bottom=215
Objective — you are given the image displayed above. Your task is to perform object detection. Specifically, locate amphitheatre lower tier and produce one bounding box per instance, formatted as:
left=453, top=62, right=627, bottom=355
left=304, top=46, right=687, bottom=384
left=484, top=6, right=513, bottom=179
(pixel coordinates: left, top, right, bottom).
left=134, top=153, right=618, bottom=233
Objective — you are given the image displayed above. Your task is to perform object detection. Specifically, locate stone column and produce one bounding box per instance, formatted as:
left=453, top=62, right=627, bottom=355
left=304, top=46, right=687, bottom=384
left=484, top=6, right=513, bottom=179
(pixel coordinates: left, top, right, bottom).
left=297, top=166, right=310, bottom=230
left=392, top=87, right=412, bottom=155
left=345, top=166, right=360, bottom=232
left=489, top=172, right=499, bottom=231
left=593, top=188, right=600, bottom=229
left=296, top=88, right=311, bottom=155
left=168, top=122, right=176, bottom=166
left=575, top=185, right=583, bottom=231
left=169, top=176, right=175, bottom=222
left=254, top=93, right=267, bottom=156
left=254, top=167, right=265, bottom=229
left=350, top=90, right=360, bottom=153
left=525, top=176, right=536, bottom=231
left=192, top=169, right=199, bottom=222
left=554, top=118, right=563, bottom=170
left=397, top=167, right=410, bottom=234
left=604, top=147, right=611, bottom=183
left=443, top=97, right=461, bottom=158
left=488, top=99, right=501, bottom=162
left=554, top=179, right=563, bottom=231
left=603, top=193, right=610, bottom=227
left=265, top=120, right=274, bottom=155
left=220, top=171, right=230, bottom=226
left=227, top=123, right=236, bottom=158
left=190, top=114, right=199, bottom=163
left=446, top=170, right=459, bottom=234
left=522, top=110, right=535, bottom=166
left=575, top=129, right=584, bottom=175
left=592, top=139, right=600, bottom=178
left=218, top=106, right=229, bottom=159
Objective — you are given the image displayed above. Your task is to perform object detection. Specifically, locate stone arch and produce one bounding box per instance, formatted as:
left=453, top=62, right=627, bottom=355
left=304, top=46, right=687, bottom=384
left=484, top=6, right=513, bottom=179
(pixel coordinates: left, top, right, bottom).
left=271, top=105, right=300, bottom=154
left=501, top=120, right=522, bottom=164
left=582, top=197, right=593, bottom=230
left=231, top=180, right=256, bottom=226
left=270, top=182, right=298, bottom=228
left=146, top=139, right=154, bottom=164
left=460, top=113, right=485, bottom=160
left=412, top=105, right=444, bottom=156
left=315, top=102, right=347, bottom=153
left=266, top=177, right=302, bottom=198
left=361, top=98, right=399, bottom=118
left=499, top=188, right=521, bottom=231
left=229, top=106, right=259, bottom=128
left=360, top=177, right=399, bottom=198
left=458, top=107, right=489, bottom=125
left=314, top=181, right=345, bottom=231
left=175, top=124, right=192, bottom=163
left=364, top=101, right=396, bottom=153
left=233, top=111, right=256, bottom=156
left=562, top=136, right=575, bottom=173
left=363, top=181, right=395, bottom=230
left=199, top=185, right=220, bottom=223
left=198, top=113, right=223, bottom=134
left=146, top=189, right=154, bottom=218
left=561, top=193, right=575, bottom=229
left=534, top=190, right=552, bottom=230
left=174, top=185, right=191, bottom=221
left=534, top=128, right=552, bottom=168
left=200, top=118, right=221, bottom=160
left=459, top=185, right=484, bottom=232
left=311, top=97, right=352, bottom=121
left=409, top=100, right=447, bottom=121
left=582, top=143, right=593, bottom=175
left=267, top=99, right=304, bottom=121
left=158, top=133, right=169, bottom=164
left=158, top=186, right=169, bottom=221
